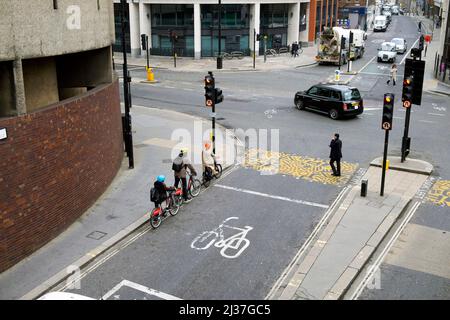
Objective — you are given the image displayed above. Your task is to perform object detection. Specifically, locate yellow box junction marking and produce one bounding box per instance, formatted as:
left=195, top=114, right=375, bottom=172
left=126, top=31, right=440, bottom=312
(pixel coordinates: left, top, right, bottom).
left=426, top=180, right=450, bottom=207
left=243, top=149, right=358, bottom=186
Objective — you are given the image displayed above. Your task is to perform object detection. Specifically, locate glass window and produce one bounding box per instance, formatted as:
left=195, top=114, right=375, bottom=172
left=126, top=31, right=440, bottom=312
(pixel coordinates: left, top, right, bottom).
left=331, top=90, right=341, bottom=100
left=308, top=86, right=319, bottom=95
left=343, top=89, right=361, bottom=100
left=161, top=5, right=176, bottom=26
left=317, top=88, right=331, bottom=98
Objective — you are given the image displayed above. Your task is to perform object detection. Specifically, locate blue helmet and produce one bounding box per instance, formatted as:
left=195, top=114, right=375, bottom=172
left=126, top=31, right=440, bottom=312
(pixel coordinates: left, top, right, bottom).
left=157, top=175, right=165, bottom=183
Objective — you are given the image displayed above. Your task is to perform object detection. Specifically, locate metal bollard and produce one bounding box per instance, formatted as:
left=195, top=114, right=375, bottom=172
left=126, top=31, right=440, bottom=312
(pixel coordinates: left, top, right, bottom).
left=361, top=179, right=368, bottom=197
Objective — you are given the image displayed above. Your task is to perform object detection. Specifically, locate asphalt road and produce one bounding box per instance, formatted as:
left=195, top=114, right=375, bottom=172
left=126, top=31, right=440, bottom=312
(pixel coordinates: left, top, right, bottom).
left=57, top=14, right=449, bottom=300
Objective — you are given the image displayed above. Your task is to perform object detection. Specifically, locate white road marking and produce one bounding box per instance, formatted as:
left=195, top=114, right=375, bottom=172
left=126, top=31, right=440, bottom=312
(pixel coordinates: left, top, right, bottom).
left=350, top=201, right=421, bottom=300
left=214, top=184, right=329, bottom=209
left=266, top=186, right=351, bottom=300
left=427, top=113, right=445, bottom=116
left=358, top=56, right=376, bottom=73
left=400, top=37, right=420, bottom=65
left=364, top=107, right=382, bottom=111
left=102, top=280, right=182, bottom=300
left=419, top=120, right=435, bottom=123
left=393, top=116, right=404, bottom=120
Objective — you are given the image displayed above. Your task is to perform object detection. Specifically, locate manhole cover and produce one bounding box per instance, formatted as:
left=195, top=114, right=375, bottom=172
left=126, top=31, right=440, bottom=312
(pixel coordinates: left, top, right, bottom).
left=87, top=231, right=107, bottom=240
left=216, top=117, right=226, bottom=120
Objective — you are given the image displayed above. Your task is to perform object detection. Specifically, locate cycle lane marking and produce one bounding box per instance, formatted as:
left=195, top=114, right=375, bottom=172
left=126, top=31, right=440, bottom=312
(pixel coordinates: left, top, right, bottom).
left=191, top=217, right=253, bottom=259
left=214, top=184, right=329, bottom=209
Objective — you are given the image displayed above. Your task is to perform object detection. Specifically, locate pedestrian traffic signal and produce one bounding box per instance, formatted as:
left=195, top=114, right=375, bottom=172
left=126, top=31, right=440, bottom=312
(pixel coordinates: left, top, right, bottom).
left=205, top=74, right=215, bottom=107
left=382, top=93, right=394, bottom=130
left=349, top=31, right=354, bottom=44
left=215, top=88, right=223, bottom=104
left=402, top=76, right=413, bottom=108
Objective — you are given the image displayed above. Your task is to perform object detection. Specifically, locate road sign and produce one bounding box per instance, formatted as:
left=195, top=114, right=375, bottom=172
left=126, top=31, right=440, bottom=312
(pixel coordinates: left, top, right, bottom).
left=403, top=100, right=411, bottom=108
left=382, top=122, right=391, bottom=130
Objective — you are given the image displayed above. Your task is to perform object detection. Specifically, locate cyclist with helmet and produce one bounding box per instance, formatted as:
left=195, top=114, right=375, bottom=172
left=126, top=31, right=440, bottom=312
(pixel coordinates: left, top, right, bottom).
left=153, top=175, right=175, bottom=210
left=172, top=148, right=197, bottom=202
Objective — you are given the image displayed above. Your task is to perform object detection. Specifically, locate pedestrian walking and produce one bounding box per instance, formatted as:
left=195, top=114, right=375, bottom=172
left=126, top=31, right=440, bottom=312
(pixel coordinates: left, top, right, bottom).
left=329, top=133, right=342, bottom=177
left=418, top=21, right=422, bottom=32
left=387, top=64, right=397, bottom=86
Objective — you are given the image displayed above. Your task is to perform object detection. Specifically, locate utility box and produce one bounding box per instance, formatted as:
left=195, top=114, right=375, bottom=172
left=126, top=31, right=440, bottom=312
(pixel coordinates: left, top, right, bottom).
left=361, top=179, right=368, bottom=197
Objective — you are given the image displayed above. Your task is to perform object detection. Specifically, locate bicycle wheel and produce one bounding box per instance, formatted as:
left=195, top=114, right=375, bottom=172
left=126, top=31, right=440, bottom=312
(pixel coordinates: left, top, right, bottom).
left=214, top=164, right=222, bottom=179
left=203, top=175, right=211, bottom=188
left=150, top=210, right=162, bottom=229
left=190, top=178, right=202, bottom=197
left=224, top=53, right=233, bottom=60
left=168, top=197, right=180, bottom=216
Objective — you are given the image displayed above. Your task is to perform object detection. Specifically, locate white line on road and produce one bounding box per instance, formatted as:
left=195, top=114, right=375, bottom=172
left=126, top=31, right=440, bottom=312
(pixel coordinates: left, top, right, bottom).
left=350, top=201, right=421, bottom=300
left=419, top=120, right=435, bottom=123
left=358, top=56, right=376, bottom=73
left=214, top=184, right=329, bottom=209
left=265, top=186, right=350, bottom=300
left=364, top=107, right=382, bottom=111
left=400, top=38, right=420, bottom=65
left=427, top=113, right=445, bottom=116
left=102, top=280, right=182, bottom=300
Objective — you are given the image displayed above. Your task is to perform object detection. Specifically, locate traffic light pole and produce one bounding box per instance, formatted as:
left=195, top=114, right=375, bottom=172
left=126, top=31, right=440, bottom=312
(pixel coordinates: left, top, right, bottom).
left=212, top=98, right=216, bottom=155
left=146, top=35, right=150, bottom=70
left=253, top=29, right=256, bottom=69
left=217, top=0, right=223, bottom=70
left=380, top=130, right=389, bottom=196
left=120, top=0, right=134, bottom=169
left=401, top=107, right=412, bottom=162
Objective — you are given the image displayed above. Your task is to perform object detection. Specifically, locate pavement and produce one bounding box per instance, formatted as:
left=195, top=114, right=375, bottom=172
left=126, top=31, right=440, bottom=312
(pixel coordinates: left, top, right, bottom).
left=268, top=157, right=433, bottom=300
left=113, top=45, right=318, bottom=73
left=413, top=15, right=450, bottom=96
left=0, top=105, right=241, bottom=300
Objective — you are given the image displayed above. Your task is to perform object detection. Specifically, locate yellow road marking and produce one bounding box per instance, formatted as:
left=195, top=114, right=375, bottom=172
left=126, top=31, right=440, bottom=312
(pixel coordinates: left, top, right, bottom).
left=243, top=149, right=358, bottom=186
left=426, top=180, right=450, bottom=207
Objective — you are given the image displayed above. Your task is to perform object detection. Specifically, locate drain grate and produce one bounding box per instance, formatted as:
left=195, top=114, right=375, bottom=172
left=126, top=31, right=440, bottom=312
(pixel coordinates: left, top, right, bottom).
left=216, top=117, right=226, bottom=120
left=87, top=231, right=107, bottom=240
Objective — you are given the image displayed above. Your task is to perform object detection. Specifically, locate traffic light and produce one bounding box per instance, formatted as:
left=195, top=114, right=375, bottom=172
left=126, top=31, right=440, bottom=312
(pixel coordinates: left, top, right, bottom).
left=382, top=93, right=394, bottom=130
left=341, top=36, right=346, bottom=48
left=402, top=76, right=413, bottom=108
left=349, top=31, right=354, bottom=45
left=215, top=88, right=223, bottom=104
left=256, top=34, right=261, bottom=41
left=141, top=34, right=147, bottom=51
left=419, top=34, right=424, bottom=51
left=403, top=58, right=425, bottom=106
left=204, top=74, right=215, bottom=107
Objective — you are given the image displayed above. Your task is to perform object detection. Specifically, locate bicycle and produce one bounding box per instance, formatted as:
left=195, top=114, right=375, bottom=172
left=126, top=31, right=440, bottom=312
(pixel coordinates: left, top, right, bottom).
left=187, top=171, right=202, bottom=197
left=191, top=217, right=253, bottom=259
left=150, top=188, right=183, bottom=229
left=202, top=160, right=223, bottom=188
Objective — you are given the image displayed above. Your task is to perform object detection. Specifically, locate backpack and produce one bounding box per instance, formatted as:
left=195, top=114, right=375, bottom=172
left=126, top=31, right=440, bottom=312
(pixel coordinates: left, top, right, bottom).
left=150, top=187, right=159, bottom=203
left=172, top=161, right=183, bottom=173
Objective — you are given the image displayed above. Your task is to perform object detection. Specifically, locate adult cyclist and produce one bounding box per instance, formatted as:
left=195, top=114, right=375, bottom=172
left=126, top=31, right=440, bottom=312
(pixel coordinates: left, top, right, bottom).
left=172, top=148, right=197, bottom=202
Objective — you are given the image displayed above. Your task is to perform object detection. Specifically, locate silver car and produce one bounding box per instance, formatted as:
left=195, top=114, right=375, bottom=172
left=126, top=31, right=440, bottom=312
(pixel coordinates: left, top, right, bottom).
left=377, top=42, right=397, bottom=63
left=391, top=38, right=407, bottom=54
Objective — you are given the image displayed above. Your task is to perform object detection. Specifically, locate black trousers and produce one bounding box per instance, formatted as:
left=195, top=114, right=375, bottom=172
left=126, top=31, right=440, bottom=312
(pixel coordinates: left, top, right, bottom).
left=330, top=158, right=341, bottom=175
left=175, top=176, right=188, bottom=200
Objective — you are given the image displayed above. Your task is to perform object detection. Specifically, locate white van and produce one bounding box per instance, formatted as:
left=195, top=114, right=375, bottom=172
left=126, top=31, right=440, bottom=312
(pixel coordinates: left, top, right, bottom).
left=374, top=15, right=387, bottom=32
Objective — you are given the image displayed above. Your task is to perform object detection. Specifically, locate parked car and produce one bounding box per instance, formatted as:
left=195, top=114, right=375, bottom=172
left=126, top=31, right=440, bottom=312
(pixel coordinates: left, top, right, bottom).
left=294, top=84, right=363, bottom=120
left=38, top=292, right=96, bottom=300
left=377, top=42, right=397, bottom=62
left=382, top=10, right=392, bottom=24
left=391, top=38, right=407, bottom=54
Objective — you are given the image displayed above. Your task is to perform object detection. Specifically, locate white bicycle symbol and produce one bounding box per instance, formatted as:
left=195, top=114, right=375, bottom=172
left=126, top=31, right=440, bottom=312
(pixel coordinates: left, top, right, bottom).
left=191, top=217, right=253, bottom=259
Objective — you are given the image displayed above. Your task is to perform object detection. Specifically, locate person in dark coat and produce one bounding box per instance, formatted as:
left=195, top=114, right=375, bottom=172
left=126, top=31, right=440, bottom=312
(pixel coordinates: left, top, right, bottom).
left=329, top=133, right=342, bottom=176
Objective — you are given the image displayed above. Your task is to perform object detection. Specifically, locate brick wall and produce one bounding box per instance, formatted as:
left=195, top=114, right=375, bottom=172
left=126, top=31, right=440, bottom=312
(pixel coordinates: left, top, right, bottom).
left=0, top=81, right=123, bottom=272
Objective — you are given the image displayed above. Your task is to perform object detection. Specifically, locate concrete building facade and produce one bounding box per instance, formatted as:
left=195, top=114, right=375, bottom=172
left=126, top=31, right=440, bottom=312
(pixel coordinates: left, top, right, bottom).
left=114, top=0, right=314, bottom=58
left=0, top=0, right=124, bottom=272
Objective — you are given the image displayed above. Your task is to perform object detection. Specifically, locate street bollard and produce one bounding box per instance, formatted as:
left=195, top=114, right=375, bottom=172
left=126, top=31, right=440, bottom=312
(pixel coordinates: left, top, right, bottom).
left=386, top=159, right=390, bottom=171
left=361, top=179, right=368, bottom=197
left=335, top=70, right=341, bottom=82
